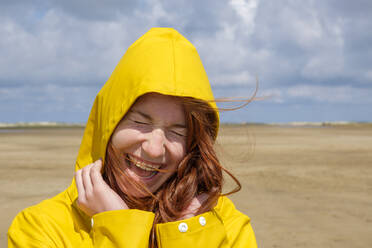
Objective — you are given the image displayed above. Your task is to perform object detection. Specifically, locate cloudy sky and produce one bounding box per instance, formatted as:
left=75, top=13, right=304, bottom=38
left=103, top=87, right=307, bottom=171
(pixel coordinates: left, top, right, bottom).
left=1, top=0, right=371, bottom=123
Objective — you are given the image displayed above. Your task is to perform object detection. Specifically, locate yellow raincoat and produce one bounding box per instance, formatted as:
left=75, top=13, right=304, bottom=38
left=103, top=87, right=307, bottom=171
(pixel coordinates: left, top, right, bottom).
left=8, top=28, right=257, bottom=247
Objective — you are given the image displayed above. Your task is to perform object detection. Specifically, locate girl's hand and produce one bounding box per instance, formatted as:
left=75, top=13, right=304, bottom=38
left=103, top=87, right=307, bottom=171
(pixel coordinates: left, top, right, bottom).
left=75, top=159, right=128, bottom=216
left=178, top=193, right=208, bottom=220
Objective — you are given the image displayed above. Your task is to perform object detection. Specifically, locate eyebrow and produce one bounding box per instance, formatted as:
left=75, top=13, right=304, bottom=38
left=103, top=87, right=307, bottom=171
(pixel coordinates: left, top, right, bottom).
left=130, top=109, right=187, bottom=129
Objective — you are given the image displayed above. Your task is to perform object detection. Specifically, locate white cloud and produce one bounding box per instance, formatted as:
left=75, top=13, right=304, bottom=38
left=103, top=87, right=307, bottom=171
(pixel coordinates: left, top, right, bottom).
left=0, top=9, right=133, bottom=86
left=287, top=84, right=372, bottom=103
left=260, top=88, right=284, bottom=103
left=211, top=70, right=255, bottom=85
left=229, top=0, right=258, bottom=35
left=364, top=70, right=372, bottom=83
left=301, top=54, right=344, bottom=79
left=285, top=8, right=324, bottom=48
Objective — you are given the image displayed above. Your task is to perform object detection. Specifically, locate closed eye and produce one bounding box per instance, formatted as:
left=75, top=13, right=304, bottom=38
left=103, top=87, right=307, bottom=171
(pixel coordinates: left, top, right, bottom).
left=133, top=120, right=149, bottom=125
left=170, top=129, right=187, bottom=137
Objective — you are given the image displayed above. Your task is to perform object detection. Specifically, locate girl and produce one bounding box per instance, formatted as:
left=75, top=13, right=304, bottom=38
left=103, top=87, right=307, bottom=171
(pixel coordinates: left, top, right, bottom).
left=8, top=28, right=257, bottom=248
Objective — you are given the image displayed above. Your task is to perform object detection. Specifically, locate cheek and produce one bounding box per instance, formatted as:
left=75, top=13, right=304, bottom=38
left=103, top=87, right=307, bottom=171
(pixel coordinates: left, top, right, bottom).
left=112, top=129, right=143, bottom=149
left=170, top=142, right=187, bottom=163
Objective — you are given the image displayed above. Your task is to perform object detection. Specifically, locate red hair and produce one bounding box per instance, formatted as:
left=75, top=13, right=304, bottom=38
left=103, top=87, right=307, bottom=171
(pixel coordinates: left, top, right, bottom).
left=103, top=96, right=241, bottom=247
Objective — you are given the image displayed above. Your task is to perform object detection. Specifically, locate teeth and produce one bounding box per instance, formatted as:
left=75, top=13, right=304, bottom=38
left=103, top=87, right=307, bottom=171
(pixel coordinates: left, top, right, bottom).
left=129, top=155, right=158, bottom=171
left=134, top=162, right=156, bottom=171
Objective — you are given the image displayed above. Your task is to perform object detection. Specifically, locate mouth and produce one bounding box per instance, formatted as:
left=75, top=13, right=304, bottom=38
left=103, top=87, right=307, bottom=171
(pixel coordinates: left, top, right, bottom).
left=125, top=154, right=161, bottom=179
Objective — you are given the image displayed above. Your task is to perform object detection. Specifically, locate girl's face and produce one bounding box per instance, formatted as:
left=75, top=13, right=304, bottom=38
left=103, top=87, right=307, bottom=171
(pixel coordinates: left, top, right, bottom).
left=111, top=93, right=187, bottom=196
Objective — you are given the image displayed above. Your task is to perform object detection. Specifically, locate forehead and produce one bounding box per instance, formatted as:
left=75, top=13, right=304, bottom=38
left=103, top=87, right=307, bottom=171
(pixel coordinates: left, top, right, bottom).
left=130, top=93, right=185, bottom=123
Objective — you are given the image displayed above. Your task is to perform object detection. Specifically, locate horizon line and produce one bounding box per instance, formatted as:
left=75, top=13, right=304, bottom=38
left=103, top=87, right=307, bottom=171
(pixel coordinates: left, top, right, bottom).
left=1, top=121, right=372, bottom=128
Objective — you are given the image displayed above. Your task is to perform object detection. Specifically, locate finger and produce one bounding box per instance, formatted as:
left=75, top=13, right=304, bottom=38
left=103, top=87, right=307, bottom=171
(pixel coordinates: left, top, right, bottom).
left=82, top=163, right=94, bottom=196
left=90, top=159, right=105, bottom=187
left=75, top=169, right=85, bottom=198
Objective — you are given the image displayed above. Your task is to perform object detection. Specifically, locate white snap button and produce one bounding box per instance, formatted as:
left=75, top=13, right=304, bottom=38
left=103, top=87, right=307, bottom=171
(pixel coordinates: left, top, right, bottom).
left=199, top=216, right=206, bottom=226
left=91, top=218, right=94, bottom=227
left=178, top=222, right=188, bottom=233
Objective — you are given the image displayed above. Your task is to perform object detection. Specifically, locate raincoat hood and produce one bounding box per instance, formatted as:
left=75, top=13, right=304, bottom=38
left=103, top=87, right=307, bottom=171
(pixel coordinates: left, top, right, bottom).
left=68, top=27, right=218, bottom=200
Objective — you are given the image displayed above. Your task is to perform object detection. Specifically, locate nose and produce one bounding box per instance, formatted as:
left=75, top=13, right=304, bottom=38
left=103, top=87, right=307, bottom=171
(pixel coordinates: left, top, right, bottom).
left=142, top=128, right=166, bottom=159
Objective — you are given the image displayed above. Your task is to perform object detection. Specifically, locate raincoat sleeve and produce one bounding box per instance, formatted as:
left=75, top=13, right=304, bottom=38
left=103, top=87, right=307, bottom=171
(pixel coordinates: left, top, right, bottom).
left=90, top=209, right=155, bottom=247
left=8, top=207, right=155, bottom=248
left=156, top=197, right=257, bottom=248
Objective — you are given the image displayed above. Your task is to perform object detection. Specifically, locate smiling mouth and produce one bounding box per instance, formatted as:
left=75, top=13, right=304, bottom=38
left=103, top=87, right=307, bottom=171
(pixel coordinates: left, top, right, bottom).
left=125, top=154, right=161, bottom=178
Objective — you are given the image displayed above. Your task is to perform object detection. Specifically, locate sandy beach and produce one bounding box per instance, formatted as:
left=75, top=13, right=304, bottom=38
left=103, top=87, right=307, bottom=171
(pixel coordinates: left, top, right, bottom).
left=1, top=124, right=371, bottom=247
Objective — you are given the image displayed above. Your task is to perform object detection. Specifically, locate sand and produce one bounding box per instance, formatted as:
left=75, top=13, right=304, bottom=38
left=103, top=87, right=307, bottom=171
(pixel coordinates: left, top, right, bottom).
left=1, top=124, right=371, bottom=247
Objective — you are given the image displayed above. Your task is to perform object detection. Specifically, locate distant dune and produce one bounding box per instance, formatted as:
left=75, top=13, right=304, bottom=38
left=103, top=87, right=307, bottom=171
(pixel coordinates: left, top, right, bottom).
left=1, top=121, right=371, bottom=129
left=0, top=122, right=85, bottom=128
